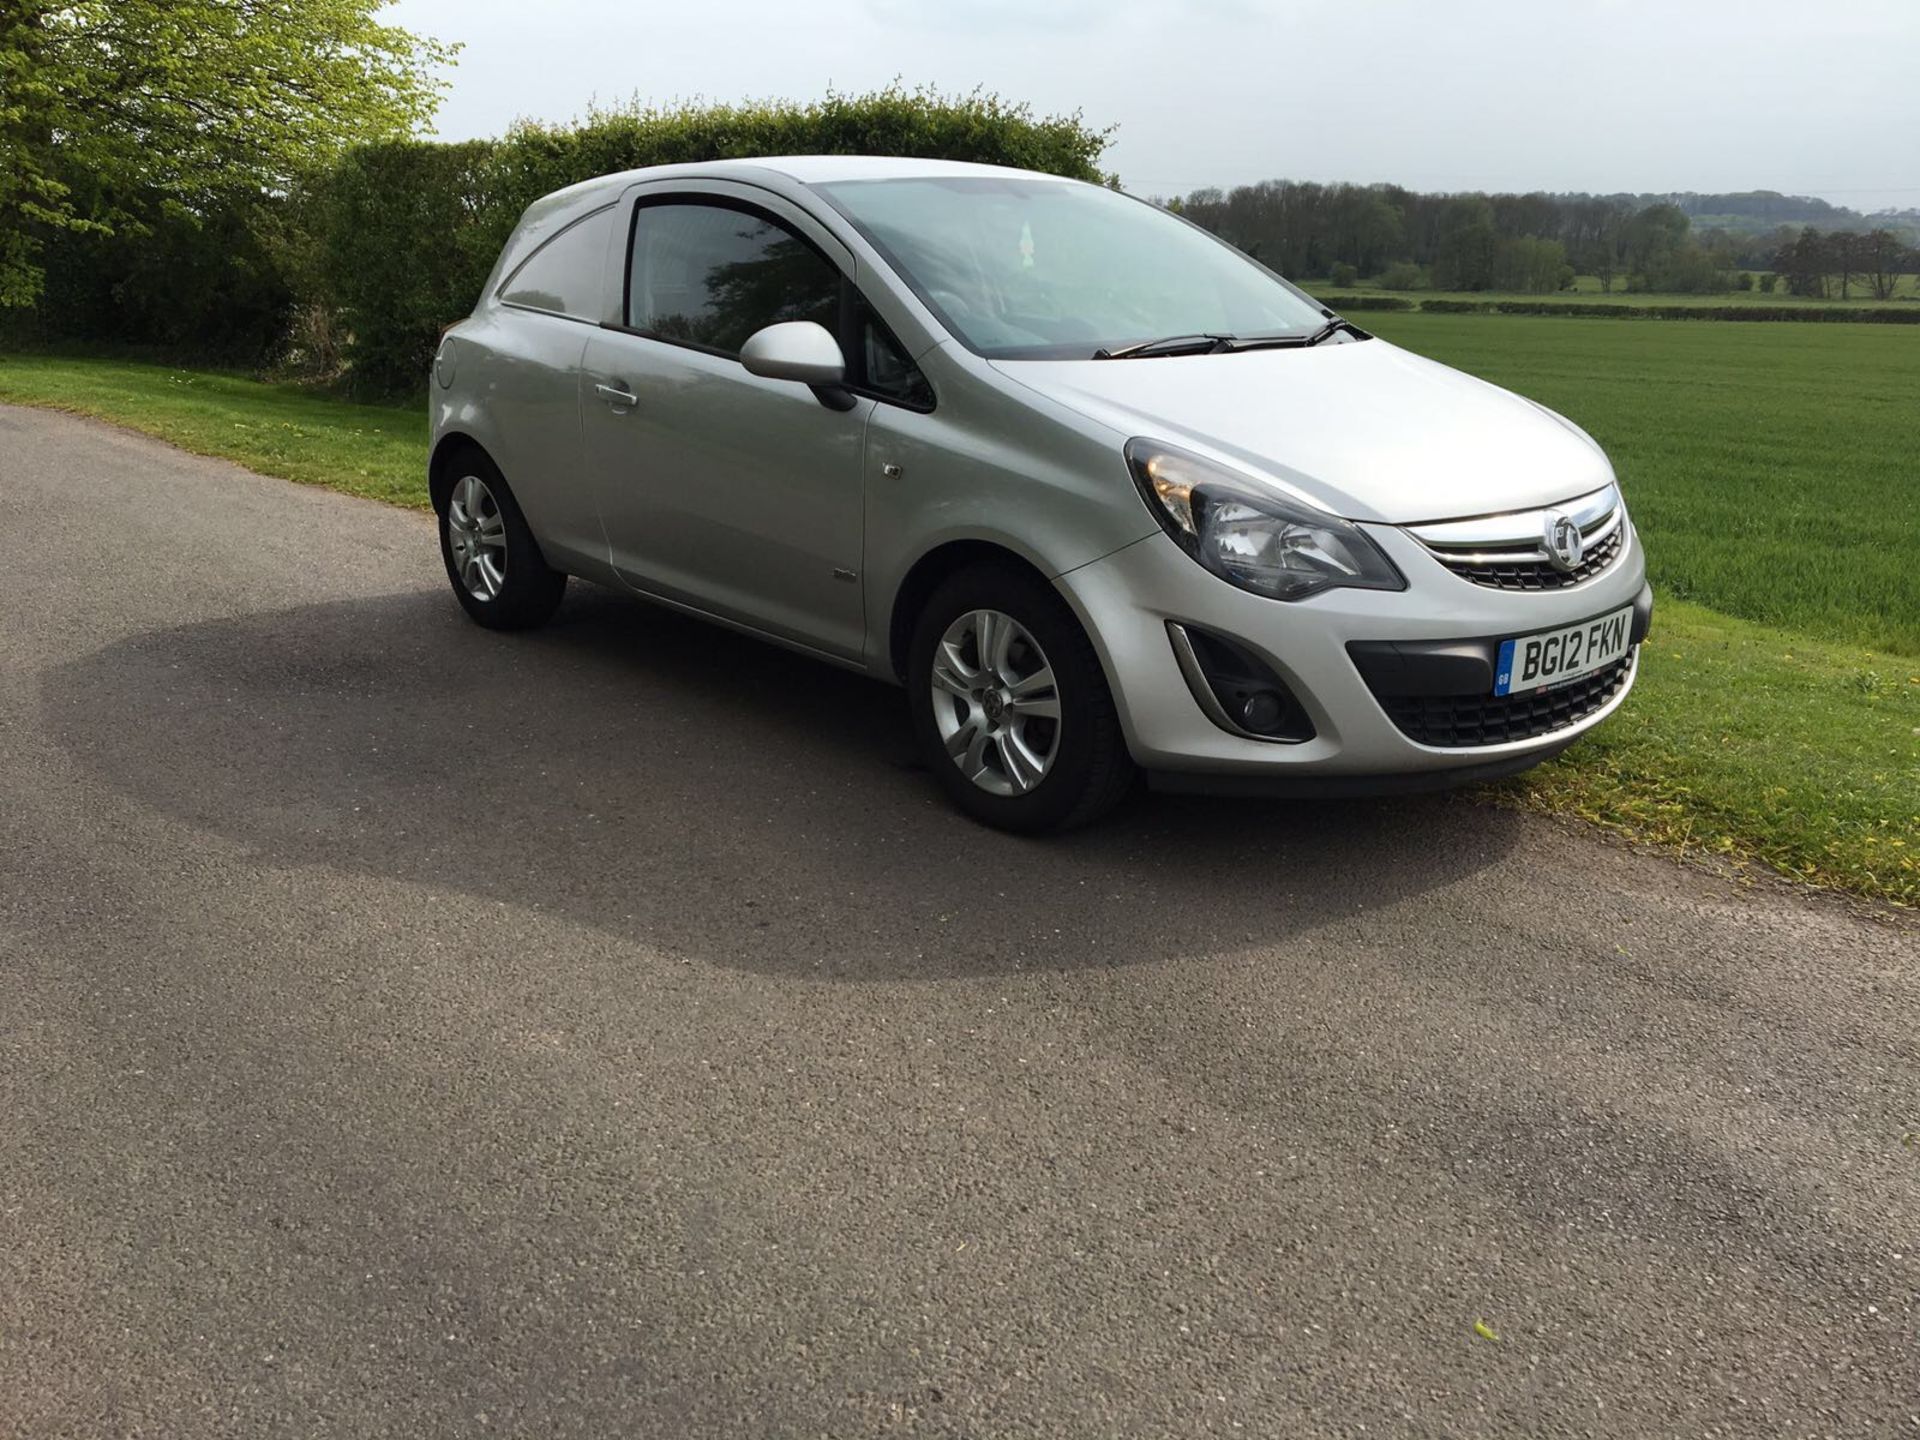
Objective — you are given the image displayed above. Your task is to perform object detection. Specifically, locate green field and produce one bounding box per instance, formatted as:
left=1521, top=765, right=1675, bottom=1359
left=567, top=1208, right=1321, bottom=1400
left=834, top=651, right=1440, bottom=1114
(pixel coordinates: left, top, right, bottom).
left=1359, top=313, right=1918, bottom=902
left=1360, top=313, right=1919, bottom=656
left=0, top=334, right=1914, bottom=904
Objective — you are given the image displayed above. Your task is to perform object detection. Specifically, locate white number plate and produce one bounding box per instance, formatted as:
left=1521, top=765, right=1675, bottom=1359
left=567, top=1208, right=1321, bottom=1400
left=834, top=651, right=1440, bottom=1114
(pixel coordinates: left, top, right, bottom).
left=1494, top=606, right=1634, bottom=696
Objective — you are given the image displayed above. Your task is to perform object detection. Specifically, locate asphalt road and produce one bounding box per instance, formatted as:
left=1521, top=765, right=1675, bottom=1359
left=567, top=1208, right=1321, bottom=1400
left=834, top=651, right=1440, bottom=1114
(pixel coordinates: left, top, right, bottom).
left=2, top=404, right=1915, bottom=1439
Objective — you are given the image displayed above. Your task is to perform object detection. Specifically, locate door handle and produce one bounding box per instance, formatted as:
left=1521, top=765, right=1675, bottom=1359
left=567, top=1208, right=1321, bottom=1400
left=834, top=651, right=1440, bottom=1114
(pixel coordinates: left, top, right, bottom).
left=595, top=381, right=638, bottom=409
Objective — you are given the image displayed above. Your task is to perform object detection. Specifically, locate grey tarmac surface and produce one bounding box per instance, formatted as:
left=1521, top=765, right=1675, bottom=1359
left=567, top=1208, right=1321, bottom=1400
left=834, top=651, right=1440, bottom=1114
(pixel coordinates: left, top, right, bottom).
left=1, top=403, right=1915, bottom=1439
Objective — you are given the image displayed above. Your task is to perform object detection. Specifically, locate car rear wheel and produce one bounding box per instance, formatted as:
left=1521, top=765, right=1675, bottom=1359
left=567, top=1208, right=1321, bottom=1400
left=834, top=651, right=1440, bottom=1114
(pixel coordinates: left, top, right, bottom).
left=908, top=562, right=1136, bottom=833
left=437, top=449, right=566, bottom=630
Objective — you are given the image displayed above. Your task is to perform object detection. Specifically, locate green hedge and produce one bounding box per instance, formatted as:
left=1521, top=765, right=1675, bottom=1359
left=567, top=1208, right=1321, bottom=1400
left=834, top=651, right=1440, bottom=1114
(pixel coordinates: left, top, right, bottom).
left=1314, top=294, right=1416, bottom=311
left=322, top=87, right=1112, bottom=395
left=1, top=191, right=295, bottom=365
left=7, top=87, right=1110, bottom=395
left=1494, top=300, right=1920, bottom=322
left=318, top=140, right=503, bottom=396
left=1413, top=298, right=1920, bottom=323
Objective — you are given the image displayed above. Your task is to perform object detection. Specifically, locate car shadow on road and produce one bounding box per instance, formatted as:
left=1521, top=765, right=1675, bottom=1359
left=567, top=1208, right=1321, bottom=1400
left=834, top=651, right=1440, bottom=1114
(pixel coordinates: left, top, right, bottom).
left=44, top=584, right=1521, bottom=979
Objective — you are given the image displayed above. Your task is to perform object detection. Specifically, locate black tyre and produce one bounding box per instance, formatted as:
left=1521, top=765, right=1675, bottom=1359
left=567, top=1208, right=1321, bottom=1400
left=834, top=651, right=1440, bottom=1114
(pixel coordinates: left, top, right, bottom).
left=436, top=447, right=566, bottom=630
left=908, top=562, right=1136, bottom=833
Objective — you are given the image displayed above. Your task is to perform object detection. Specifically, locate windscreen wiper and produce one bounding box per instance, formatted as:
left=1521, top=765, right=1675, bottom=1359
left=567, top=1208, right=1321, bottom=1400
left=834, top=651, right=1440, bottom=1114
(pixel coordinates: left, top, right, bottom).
left=1093, top=318, right=1368, bottom=360
left=1092, top=333, right=1238, bottom=360
left=1223, top=318, right=1369, bottom=352
left=1303, top=316, right=1367, bottom=346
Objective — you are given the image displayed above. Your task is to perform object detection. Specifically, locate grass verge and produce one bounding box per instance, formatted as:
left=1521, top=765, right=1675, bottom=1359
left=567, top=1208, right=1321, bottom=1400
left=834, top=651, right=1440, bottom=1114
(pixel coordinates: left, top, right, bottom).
left=1, top=349, right=1912, bottom=906
left=1508, top=601, right=1916, bottom=906
left=0, top=351, right=428, bottom=507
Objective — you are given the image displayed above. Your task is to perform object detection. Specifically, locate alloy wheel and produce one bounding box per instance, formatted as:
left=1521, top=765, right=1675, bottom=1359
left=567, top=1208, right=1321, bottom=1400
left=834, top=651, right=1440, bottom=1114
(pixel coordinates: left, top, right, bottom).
left=929, top=608, right=1062, bottom=796
left=446, top=473, right=508, bottom=601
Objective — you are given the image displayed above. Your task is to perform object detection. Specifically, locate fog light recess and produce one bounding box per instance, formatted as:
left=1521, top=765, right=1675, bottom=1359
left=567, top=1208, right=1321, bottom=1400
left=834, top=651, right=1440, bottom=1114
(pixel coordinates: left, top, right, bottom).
left=1168, top=623, right=1315, bottom=743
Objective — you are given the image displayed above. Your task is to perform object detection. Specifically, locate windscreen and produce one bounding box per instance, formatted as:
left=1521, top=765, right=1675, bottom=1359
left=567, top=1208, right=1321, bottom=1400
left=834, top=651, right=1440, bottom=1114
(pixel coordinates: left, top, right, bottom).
left=814, top=175, right=1328, bottom=359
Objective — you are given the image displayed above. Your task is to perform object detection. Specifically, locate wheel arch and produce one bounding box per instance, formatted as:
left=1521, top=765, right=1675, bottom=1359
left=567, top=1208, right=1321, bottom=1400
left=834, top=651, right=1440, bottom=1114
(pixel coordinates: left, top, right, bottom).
left=885, top=540, right=1061, bottom=684
left=885, top=529, right=1147, bottom=712
left=427, top=431, right=491, bottom=515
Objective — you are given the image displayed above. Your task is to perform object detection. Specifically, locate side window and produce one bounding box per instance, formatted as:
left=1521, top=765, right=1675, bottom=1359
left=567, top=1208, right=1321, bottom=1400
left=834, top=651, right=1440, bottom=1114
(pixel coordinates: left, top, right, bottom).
left=499, top=206, right=614, bottom=319
left=858, top=303, right=933, bottom=409
left=626, top=202, right=839, bottom=355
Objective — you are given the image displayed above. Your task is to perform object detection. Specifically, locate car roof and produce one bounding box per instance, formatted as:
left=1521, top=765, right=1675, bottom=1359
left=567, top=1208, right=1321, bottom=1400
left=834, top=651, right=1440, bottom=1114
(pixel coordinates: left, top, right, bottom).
left=756, top=154, right=1071, bottom=185
left=542, top=154, right=1077, bottom=208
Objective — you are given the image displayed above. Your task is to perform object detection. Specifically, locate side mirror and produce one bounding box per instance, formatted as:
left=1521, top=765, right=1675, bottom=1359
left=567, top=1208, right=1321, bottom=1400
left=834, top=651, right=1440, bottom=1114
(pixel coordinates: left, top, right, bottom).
left=739, top=321, right=857, bottom=411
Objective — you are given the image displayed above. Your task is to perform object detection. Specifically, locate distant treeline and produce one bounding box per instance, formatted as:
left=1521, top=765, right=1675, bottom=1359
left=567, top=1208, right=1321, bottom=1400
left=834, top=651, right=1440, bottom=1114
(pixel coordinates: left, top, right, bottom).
left=1656, top=189, right=1917, bottom=233
left=12, top=85, right=1915, bottom=393
left=1170, top=181, right=1919, bottom=297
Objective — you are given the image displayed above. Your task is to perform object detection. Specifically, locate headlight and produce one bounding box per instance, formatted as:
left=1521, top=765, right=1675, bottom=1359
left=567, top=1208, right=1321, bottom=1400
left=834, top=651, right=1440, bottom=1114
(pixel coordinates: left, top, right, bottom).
left=1125, top=439, right=1405, bottom=601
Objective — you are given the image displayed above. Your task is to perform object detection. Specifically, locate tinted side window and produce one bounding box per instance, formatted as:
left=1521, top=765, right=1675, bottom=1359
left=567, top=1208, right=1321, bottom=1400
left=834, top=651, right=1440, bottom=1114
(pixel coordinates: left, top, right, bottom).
left=499, top=206, right=614, bottom=319
left=627, top=202, right=840, bottom=354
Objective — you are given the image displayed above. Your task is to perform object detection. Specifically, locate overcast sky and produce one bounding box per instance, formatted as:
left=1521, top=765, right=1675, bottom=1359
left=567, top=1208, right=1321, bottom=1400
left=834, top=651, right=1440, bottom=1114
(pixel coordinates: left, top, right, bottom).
left=384, top=0, right=1919, bottom=212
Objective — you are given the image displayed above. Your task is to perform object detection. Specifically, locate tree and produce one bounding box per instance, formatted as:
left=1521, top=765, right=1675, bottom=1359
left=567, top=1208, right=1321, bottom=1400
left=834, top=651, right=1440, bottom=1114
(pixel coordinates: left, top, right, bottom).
left=1645, top=244, right=1730, bottom=293
left=1584, top=236, right=1622, bottom=293
left=1829, top=230, right=1862, bottom=299
left=1622, top=203, right=1690, bottom=284
left=1433, top=196, right=1498, bottom=290
left=0, top=0, right=454, bottom=307
left=1324, top=186, right=1403, bottom=277
left=1493, top=235, right=1569, bottom=293
left=1860, top=229, right=1904, bottom=300
left=1774, top=227, right=1830, bottom=297
left=1573, top=199, right=1632, bottom=293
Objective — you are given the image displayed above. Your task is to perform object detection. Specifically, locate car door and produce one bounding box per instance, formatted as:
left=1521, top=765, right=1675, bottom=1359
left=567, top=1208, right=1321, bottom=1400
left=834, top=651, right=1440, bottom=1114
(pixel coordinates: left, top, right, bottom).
left=580, top=184, right=874, bottom=662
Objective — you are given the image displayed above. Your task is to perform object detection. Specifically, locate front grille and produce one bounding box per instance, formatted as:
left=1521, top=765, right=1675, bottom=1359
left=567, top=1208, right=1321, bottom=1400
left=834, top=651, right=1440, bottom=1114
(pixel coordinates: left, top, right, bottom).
left=1410, top=484, right=1628, bottom=592
left=1437, top=522, right=1623, bottom=591
left=1370, top=655, right=1634, bottom=748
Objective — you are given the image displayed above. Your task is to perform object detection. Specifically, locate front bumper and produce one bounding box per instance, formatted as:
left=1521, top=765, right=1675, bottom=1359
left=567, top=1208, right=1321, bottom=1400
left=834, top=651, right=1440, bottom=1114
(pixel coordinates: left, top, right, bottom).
left=1053, top=516, right=1650, bottom=780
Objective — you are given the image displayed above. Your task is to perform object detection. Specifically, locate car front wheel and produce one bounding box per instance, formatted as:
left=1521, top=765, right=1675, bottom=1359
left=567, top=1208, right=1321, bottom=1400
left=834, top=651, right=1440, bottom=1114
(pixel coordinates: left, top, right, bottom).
left=908, top=563, right=1136, bottom=833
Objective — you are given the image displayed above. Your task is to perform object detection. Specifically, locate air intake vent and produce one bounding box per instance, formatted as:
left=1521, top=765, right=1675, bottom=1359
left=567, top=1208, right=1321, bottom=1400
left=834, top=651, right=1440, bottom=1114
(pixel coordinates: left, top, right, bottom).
left=1366, top=656, right=1634, bottom=748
